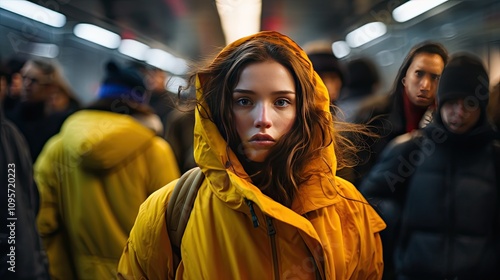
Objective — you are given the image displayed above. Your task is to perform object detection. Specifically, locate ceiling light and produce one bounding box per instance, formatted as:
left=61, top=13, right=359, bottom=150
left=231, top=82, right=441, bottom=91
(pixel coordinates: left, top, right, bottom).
left=332, top=41, right=351, bottom=59
left=118, top=39, right=150, bottom=60
left=392, top=0, right=448, bottom=23
left=73, top=23, right=121, bottom=49
left=346, top=22, right=387, bottom=48
left=216, top=0, right=262, bottom=45
left=0, top=0, right=66, bottom=27
left=145, top=49, right=188, bottom=75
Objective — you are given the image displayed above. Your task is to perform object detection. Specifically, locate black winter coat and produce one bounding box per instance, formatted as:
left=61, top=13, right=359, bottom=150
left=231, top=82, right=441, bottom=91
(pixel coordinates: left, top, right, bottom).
left=360, top=121, right=500, bottom=280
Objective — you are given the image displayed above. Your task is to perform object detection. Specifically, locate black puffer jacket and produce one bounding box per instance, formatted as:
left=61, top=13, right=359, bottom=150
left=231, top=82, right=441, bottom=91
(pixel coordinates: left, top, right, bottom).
left=360, top=120, right=500, bottom=280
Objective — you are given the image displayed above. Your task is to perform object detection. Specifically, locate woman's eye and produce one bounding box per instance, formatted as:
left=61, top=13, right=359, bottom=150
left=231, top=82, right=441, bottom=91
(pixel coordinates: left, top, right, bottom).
left=275, top=99, right=291, bottom=107
left=236, top=98, right=252, bottom=106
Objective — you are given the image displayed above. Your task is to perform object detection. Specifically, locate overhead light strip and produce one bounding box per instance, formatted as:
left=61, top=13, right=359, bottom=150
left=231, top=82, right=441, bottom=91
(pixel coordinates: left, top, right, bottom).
left=73, top=23, right=121, bottom=49
left=144, top=49, right=188, bottom=75
left=119, top=39, right=150, bottom=61
left=346, top=22, right=387, bottom=48
left=392, top=0, right=448, bottom=23
left=0, top=0, right=66, bottom=27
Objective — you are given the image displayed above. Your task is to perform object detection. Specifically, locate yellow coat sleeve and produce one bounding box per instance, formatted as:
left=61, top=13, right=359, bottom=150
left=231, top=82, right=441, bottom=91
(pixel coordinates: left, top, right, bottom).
left=34, top=136, right=77, bottom=280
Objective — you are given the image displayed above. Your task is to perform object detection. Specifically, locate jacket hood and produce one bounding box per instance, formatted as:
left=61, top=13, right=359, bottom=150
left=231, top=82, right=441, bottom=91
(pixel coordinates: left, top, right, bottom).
left=193, top=31, right=342, bottom=215
left=59, top=110, right=157, bottom=170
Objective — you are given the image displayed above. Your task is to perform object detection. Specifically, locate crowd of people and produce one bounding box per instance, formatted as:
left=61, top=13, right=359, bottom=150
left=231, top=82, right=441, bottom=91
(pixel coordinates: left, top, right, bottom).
left=1, top=30, right=499, bottom=280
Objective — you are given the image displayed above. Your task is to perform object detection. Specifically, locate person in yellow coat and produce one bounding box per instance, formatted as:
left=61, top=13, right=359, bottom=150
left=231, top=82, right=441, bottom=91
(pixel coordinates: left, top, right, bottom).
left=35, top=61, right=180, bottom=280
left=118, top=31, right=385, bottom=280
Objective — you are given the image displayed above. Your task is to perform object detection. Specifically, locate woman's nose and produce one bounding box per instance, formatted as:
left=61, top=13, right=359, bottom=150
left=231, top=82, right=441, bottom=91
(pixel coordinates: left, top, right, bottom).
left=254, top=103, right=272, bottom=128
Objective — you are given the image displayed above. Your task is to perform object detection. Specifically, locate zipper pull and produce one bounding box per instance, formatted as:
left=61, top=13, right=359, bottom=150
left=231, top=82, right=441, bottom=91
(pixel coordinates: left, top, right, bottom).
left=266, top=216, right=276, bottom=236
left=245, top=199, right=260, bottom=228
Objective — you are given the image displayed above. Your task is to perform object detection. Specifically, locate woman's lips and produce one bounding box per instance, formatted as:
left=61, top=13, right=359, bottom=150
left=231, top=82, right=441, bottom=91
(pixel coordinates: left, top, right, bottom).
left=249, top=134, right=275, bottom=147
left=250, top=134, right=275, bottom=142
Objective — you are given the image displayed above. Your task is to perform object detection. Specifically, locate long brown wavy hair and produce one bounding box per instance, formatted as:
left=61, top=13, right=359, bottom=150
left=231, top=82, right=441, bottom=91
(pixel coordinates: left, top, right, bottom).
left=186, top=33, right=371, bottom=207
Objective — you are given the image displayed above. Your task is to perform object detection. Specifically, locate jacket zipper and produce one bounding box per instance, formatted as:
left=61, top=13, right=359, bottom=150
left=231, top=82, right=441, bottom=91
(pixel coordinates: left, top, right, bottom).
left=245, top=199, right=260, bottom=227
left=245, top=200, right=279, bottom=279
left=265, top=216, right=280, bottom=280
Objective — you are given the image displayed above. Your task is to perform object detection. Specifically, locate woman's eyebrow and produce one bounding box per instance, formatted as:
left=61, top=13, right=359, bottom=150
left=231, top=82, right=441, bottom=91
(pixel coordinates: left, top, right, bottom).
left=233, top=89, right=295, bottom=95
left=233, top=88, right=255, bottom=94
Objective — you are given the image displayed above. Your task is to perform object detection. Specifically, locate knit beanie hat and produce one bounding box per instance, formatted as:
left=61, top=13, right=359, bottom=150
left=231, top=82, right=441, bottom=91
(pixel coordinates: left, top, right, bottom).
left=437, top=53, right=489, bottom=111
left=97, top=60, right=147, bottom=103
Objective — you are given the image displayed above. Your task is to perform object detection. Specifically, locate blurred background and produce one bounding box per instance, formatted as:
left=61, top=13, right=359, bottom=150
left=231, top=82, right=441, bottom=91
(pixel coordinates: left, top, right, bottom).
left=1, top=0, right=499, bottom=104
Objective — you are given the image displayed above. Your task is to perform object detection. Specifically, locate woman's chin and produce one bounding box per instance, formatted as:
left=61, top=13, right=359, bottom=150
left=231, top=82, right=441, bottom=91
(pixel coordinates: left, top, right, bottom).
left=244, top=150, right=269, bottom=163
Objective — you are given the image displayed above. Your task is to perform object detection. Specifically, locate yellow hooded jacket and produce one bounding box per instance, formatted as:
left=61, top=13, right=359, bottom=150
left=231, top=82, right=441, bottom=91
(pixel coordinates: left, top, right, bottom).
left=35, top=110, right=180, bottom=279
left=118, top=31, right=386, bottom=280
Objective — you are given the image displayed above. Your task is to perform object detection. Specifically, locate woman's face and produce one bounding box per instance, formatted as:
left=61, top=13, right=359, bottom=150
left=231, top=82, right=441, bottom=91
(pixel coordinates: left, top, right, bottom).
left=232, top=61, right=297, bottom=162
left=440, top=98, right=481, bottom=134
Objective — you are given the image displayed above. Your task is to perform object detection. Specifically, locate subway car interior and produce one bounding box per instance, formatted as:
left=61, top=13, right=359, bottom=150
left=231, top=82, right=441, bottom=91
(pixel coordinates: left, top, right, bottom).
left=1, top=0, right=499, bottom=105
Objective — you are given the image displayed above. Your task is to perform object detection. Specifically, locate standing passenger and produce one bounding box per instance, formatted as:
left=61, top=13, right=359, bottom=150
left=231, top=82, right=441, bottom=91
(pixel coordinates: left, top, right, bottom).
left=349, top=42, right=448, bottom=279
left=118, top=31, right=385, bottom=280
left=349, top=42, right=448, bottom=186
left=7, top=59, right=80, bottom=162
left=35, top=61, right=180, bottom=279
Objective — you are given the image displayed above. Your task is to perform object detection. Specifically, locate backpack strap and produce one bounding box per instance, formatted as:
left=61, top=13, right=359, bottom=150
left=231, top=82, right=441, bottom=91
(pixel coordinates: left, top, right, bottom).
left=166, top=167, right=204, bottom=272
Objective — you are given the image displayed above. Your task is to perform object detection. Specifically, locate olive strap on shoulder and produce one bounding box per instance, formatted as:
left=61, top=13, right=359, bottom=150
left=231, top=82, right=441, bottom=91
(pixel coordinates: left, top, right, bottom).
left=165, top=167, right=204, bottom=272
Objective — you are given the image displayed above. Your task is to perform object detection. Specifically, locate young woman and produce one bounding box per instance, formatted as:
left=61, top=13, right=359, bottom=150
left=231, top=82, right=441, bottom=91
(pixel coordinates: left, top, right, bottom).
left=118, top=31, right=385, bottom=280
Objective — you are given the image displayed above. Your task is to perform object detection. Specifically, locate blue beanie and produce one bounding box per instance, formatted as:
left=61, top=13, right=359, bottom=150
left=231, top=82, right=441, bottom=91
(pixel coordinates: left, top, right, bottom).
left=98, top=61, right=147, bottom=103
